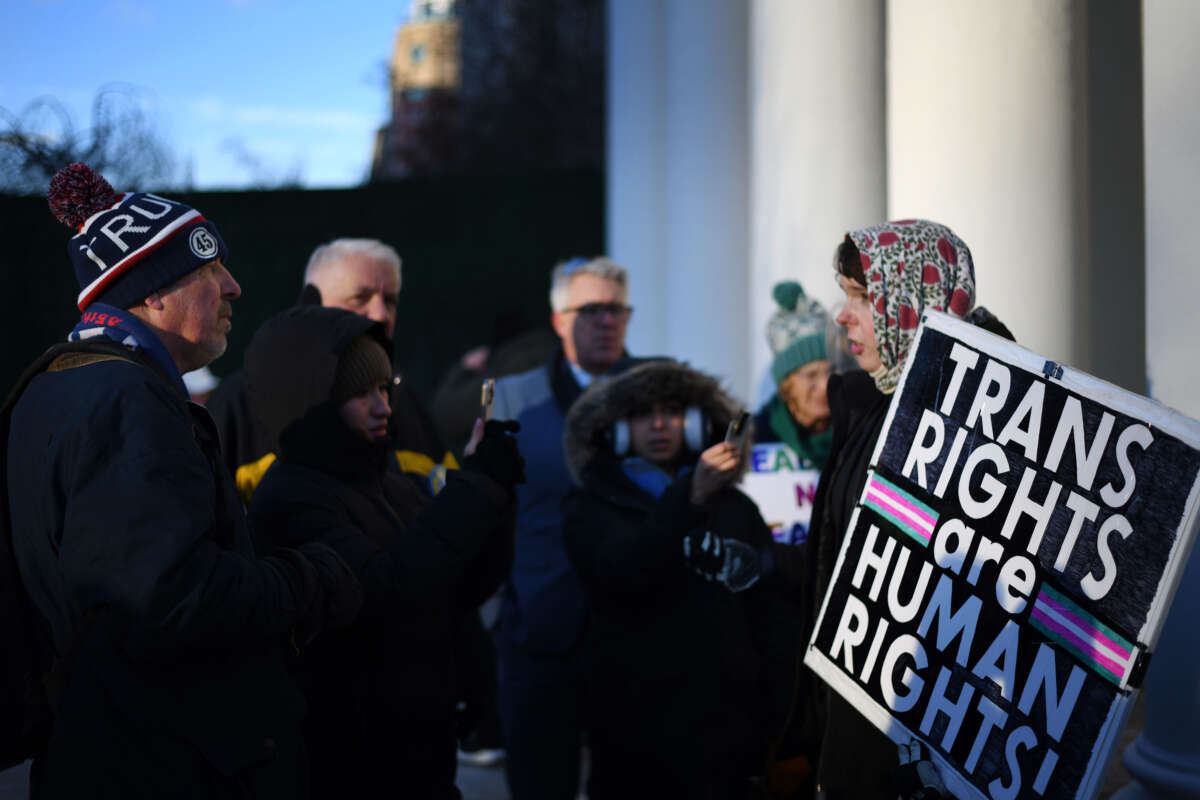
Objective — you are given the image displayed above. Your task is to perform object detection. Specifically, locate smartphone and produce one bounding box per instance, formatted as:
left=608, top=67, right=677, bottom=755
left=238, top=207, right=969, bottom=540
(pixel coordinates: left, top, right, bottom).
left=480, top=378, right=495, bottom=422
left=724, top=411, right=750, bottom=448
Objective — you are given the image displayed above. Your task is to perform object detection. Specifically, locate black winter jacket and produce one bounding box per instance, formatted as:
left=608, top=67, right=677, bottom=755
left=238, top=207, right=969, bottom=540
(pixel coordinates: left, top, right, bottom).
left=244, top=306, right=514, bottom=799
left=801, top=369, right=897, bottom=799
left=564, top=463, right=787, bottom=798
left=6, top=341, right=321, bottom=799
left=802, top=312, right=1016, bottom=799
left=562, top=360, right=798, bottom=799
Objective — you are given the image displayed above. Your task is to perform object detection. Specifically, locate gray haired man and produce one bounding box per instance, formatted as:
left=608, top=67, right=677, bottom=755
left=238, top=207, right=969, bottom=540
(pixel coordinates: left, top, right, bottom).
left=492, top=256, right=652, bottom=800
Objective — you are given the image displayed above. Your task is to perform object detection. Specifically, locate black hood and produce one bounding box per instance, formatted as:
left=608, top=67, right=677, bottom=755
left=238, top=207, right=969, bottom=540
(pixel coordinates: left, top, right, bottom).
left=245, top=305, right=392, bottom=458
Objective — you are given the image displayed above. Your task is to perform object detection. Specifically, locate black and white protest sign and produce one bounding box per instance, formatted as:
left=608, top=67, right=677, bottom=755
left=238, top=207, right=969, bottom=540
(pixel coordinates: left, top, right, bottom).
left=804, top=311, right=1200, bottom=800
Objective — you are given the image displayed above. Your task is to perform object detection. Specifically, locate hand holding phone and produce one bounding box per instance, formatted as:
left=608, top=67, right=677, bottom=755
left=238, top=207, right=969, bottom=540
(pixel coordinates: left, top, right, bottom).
left=691, top=411, right=750, bottom=505
left=724, top=411, right=750, bottom=450
left=480, top=378, right=495, bottom=422
left=688, top=410, right=751, bottom=504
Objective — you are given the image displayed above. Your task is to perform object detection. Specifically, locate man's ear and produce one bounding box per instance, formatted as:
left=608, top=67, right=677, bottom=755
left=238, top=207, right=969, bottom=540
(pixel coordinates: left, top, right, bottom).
left=550, top=311, right=569, bottom=340
left=142, top=291, right=166, bottom=311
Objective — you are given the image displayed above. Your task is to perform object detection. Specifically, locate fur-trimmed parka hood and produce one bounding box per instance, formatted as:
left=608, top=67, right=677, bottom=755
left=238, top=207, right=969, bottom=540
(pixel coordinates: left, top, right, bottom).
left=563, top=359, right=745, bottom=485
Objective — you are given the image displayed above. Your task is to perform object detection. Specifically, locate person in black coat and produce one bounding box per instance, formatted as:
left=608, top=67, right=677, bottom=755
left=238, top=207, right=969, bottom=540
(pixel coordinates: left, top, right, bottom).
left=205, top=238, right=457, bottom=503
left=7, top=164, right=362, bottom=799
left=243, top=305, right=524, bottom=799
left=799, top=220, right=1011, bottom=799
left=562, top=359, right=797, bottom=800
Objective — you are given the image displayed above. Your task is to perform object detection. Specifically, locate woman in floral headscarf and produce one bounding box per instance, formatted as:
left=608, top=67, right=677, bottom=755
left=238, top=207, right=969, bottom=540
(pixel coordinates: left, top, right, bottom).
left=836, top=220, right=976, bottom=393
left=796, top=219, right=1008, bottom=799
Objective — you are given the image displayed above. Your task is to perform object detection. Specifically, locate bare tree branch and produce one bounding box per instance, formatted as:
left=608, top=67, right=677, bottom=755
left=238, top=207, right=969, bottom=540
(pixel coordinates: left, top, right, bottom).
left=0, top=85, right=179, bottom=195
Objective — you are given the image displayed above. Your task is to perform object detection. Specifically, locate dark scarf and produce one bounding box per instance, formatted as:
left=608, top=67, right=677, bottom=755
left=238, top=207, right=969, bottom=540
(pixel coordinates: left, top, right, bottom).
left=278, top=403, right=392, bottom=485
left=69, top=302, right=188, bottom=397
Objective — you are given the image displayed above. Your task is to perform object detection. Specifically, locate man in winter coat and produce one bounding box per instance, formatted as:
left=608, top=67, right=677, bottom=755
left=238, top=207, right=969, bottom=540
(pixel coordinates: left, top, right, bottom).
left=561, top=359, right=796, bottom=799
left=491, top=256, right=651, bottom=799
left=5, top=163, right=362, bottom=798
left=243, top=305, right=524, bottom=799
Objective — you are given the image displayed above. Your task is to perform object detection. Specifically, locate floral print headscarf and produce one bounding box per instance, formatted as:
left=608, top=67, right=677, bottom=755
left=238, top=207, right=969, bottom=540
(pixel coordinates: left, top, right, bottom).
left=847, top=219, right=975, bottom=393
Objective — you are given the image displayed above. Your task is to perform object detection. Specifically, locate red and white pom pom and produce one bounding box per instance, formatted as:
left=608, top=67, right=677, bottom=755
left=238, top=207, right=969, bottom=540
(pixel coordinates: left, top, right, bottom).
left=47, top=163, right=120, bottom=230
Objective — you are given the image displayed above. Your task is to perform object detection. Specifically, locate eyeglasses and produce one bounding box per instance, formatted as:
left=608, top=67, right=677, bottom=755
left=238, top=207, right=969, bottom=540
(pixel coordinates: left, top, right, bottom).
left=561, top=302, right=633, bottom=320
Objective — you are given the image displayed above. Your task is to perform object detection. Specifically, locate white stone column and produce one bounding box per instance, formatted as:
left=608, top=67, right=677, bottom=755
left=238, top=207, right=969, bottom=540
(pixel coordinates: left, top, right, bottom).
left=885, top=0, right=1081, bottom=368
left=886, top=0, right=1146, bottom=393
left=607, top=0, right=668, bottom=360
left=1143, top=0, right=1200, bottom=422
left=748, top=0, right=886, bottom=395
left=1114, top=2, right=1200, bottom=796
left=607, top=0, right=751, bottom=398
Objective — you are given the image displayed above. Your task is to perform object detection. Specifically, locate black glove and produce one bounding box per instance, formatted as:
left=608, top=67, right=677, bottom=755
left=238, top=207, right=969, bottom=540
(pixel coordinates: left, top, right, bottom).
left=890, top=740, right=947, bottom=800
left=463, top=419, right=526, bottom=490
left=682, top=530, right=724, bottom=582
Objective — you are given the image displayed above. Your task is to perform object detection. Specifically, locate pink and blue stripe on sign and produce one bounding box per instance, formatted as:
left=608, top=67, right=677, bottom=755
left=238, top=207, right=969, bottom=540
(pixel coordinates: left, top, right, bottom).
left=863, top=474, right=938, bottom=547
left=1030, top=583, right=1136, bottom=686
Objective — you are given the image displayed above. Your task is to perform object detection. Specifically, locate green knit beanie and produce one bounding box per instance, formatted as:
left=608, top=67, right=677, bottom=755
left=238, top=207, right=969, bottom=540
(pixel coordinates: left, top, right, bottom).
left=767, top=281, right=829, bottom=385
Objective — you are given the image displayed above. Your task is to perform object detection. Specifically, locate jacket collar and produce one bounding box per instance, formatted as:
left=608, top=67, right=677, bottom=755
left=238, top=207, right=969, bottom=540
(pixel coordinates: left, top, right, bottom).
left=548, top=345, right=639, bottom=414
left=69, top=302, right=188, bottom=398
left=583, top=453, right=659, bottom=513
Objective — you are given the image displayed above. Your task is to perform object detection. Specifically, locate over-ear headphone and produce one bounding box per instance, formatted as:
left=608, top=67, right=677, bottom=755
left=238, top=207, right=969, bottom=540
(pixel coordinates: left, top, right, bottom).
left=612, top=417, right=632, bottom=456
left=611, top=407, right=708, bottom=457
left=682, top=407, right=707, bottom=452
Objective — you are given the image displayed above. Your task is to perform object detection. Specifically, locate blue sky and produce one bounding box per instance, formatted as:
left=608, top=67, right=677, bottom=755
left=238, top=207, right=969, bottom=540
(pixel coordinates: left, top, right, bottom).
left=1, top=0, right=413, bottom=189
